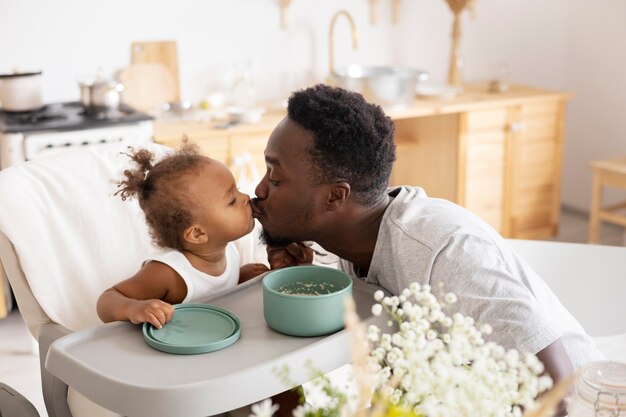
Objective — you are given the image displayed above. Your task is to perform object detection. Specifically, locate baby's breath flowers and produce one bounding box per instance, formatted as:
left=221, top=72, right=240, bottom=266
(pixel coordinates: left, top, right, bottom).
left=251, top=283, right=568, bottom=417
left=367, top=283, right=553, bottom=417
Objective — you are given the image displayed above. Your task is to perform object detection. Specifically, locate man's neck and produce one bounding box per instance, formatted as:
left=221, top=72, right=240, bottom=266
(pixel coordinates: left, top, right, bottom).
left=315, top=194, right=392, bottom=276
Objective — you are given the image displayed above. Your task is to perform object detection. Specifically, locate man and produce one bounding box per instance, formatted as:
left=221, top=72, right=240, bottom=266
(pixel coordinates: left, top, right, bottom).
left=251, top=84, right=601, bottom=385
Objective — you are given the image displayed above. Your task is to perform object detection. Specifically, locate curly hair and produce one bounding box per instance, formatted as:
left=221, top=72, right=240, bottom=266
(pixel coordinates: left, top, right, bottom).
left=115, top=141, right=209, bottom=251
left=287, top=84, right=396, bottom=206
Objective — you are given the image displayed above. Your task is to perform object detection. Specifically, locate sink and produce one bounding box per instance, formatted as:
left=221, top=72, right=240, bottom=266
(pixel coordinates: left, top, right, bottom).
left=331, top=65, right=429, bottom=109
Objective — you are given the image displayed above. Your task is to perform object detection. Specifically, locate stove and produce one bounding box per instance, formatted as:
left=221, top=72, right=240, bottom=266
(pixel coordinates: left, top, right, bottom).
left=0, top=102, right=154, bottom=169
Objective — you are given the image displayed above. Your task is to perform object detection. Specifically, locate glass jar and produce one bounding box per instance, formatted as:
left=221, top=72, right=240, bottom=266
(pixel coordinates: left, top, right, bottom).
left=569, top=361, right=626, bottom=417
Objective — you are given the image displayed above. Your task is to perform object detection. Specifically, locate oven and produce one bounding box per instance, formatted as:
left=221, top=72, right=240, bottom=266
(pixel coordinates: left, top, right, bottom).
left=0, top=102, right=153, bottom=168
left=0, top=102, right=154, bottom=315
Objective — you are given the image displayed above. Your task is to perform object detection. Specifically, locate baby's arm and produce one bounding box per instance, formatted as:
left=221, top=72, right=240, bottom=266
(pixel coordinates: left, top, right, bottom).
left=239, top=263, right=270, bottom=283
left=96, top=261, right=187, bottom=329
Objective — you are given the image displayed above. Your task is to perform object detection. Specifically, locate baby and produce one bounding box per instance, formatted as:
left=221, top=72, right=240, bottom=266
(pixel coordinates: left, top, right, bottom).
left=97, top=142, right=269, bottom=328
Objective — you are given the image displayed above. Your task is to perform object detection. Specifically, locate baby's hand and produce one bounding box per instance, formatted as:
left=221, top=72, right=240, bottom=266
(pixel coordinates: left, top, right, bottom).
left=126, top=299, right=175, bottom=329
left=267, top=242, right=314, bottom=270
left=239, top=263, right=270, bottom=283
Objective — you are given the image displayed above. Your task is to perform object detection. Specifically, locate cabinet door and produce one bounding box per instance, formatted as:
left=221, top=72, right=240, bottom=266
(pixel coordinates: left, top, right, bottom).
left=508, top=100, right=564, bottom=238
left=460, top=108, right=508, bottom=232
left=154, top=122, right=230, bottom=164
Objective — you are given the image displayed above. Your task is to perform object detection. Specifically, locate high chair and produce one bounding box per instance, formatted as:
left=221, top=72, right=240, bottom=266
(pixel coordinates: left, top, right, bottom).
left=0, top=143, right=382, bottom=417
left=0, top=143, right=257, bottom=417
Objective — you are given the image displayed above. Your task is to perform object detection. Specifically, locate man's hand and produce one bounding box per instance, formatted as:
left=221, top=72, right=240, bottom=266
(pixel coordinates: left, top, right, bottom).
left=267, top=242, right=314, bottom=269
left=126, top=299, right=175, bottom=329
left=239, top=263, right=270, bottom=283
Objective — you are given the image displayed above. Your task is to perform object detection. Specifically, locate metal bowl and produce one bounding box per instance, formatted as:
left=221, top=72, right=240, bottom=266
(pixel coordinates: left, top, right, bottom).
left=262, top=265, right=353, bottom=337
left=331, top=65, right=428, bottom=109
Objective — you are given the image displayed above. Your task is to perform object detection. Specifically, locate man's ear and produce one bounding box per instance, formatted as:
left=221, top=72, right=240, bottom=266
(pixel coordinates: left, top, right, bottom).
left=326, top=182, right=350, bottom=211
left=183, top=225, right=208, bottom=244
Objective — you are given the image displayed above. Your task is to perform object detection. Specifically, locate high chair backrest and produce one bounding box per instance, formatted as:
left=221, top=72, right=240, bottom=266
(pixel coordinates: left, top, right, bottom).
left=0, top=143, right=170, bottom=336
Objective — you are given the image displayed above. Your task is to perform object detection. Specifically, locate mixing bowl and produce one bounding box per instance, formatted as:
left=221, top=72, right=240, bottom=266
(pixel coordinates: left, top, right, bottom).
left=262, top=265, right=353, bottom=337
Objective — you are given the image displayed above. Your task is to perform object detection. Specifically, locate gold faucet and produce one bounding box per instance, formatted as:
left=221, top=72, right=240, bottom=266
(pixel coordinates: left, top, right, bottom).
left=328, top=10, right=358, bottom=76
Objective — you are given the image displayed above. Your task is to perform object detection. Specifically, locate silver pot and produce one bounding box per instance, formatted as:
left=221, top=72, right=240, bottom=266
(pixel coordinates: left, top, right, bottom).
left=78, top=77, right=124, bottom=115
left=331, top=65, right=428, bottom=109
left=0, top=70, right=43, bottom=112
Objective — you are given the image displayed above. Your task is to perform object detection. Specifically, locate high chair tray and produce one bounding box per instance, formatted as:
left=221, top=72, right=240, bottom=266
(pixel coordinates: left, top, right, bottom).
left=45, top=274, right=386, bottom=417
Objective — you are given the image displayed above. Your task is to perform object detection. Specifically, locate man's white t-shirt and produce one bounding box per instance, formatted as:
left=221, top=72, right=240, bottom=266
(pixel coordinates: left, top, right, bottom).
left=339, top=186, right=602, bottom=369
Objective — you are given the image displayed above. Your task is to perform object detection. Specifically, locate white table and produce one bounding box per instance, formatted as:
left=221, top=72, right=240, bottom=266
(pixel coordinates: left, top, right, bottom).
left=45, top=276, right=385, bottom=417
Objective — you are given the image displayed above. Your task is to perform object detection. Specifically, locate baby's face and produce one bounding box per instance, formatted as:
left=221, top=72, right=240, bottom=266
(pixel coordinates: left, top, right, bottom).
left=186, top=160, right=255, bottom=245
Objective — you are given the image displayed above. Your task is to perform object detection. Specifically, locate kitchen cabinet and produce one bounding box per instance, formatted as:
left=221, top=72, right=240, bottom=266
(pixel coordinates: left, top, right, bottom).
left=154, top=84, right=570, bottom=239
left=154, top=113, right=285, bottom=180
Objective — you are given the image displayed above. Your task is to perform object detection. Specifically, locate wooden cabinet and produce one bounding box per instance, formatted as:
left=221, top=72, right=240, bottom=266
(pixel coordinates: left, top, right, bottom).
left=154, top=84, right=570, bottom=240
left=392, top=85, right=569, bottom=239
left=153, top=113, right=285, bottom=182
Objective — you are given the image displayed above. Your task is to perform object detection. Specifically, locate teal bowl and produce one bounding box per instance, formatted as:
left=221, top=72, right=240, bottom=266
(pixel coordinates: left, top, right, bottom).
left=262, top=265, right=353, bottom=337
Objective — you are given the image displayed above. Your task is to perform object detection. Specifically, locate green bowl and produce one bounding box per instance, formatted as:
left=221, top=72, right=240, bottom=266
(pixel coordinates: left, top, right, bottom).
left=262, top=265, right=353, bottom=337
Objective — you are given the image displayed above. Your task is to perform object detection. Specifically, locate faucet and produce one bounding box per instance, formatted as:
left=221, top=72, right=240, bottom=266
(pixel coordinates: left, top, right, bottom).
left=328, top=10, right=359, bottom=76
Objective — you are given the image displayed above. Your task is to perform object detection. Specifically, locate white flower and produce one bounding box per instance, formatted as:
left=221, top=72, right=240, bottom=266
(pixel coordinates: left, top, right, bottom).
left=291, top=403, right=314, bottom=417
left=265, top=287, right=553, bottom=417
left=374, top=290, right=385, bottom=302
left=371, top=304, right=383, bottom=316
left=480, top=323, right=493, bottom=335
left=364, top=287, right=552, bottom=417
left=249, top=399, right=279, bottom=417
left=444, top=292, right=458, bottom=304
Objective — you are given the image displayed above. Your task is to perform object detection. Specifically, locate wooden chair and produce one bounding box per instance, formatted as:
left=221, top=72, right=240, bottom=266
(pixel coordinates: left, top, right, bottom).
left=588, top=155, right=626, bottom=243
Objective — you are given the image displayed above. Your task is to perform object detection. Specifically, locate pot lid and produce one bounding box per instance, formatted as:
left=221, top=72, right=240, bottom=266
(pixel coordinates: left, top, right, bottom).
left=0, top=71, right=42, bottom=79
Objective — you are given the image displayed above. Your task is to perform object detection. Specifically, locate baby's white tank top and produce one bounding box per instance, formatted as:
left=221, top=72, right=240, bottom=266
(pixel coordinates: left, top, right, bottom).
left=144, top=242, right=240, bottom=302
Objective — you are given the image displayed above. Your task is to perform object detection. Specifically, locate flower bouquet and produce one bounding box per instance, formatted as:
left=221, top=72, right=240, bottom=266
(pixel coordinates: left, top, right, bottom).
left=253, top=283, right=573, bottom=417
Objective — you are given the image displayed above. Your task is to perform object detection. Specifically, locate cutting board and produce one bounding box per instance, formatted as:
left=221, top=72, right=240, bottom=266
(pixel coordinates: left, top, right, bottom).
left=118, top=63, right=177, bottom=113
left=131, top=40, right=180, bottom=101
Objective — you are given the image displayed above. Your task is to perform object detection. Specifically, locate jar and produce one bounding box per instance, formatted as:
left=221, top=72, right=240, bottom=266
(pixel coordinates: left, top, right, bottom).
left=569, top=361, right=626, bottom=417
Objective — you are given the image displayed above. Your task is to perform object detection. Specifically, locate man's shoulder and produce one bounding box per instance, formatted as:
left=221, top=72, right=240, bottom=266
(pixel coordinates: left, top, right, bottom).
left=383, top=186, right=490, bottom=248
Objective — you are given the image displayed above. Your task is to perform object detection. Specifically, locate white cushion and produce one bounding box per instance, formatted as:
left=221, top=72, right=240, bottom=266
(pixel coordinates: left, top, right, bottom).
left=0, top=143, right=169, bottom=331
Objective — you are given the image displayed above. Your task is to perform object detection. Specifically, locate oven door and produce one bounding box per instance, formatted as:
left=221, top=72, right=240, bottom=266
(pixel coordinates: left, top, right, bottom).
left=22, top=121, right=153, bottom=162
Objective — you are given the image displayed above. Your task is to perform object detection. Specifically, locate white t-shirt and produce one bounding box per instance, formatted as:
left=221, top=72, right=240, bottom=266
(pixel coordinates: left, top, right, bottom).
left=145, top=242, right=240, bottom=303
left=339, top=186, right=602, bottom=369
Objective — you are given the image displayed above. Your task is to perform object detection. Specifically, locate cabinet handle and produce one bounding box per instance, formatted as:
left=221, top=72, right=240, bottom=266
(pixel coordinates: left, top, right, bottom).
left=508, top=121, right=526, bottom=132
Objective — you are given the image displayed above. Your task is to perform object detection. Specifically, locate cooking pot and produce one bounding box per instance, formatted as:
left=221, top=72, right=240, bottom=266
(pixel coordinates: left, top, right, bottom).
left=331, top=65, right=428, bottom=109
left=0, top=71, right=43, bottom=112
left=78, top=76, right=124, bottom=115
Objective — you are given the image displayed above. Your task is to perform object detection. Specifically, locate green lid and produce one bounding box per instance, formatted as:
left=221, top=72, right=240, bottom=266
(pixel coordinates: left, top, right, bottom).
left=142, top=303, right=241, bottom=355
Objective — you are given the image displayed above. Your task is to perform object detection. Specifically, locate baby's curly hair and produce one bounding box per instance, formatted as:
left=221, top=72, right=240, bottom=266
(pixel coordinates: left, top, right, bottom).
left=287, top=84, right=396, bottom=206
left=115, top=141, right=209, bottom=251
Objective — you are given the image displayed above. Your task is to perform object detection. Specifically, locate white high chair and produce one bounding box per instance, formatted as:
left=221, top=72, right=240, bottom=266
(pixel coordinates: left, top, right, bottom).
left=0, top=143, right=273, bottom=417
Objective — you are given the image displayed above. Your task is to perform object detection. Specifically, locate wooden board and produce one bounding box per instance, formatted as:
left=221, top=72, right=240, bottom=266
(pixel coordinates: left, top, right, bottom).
left=131, top=41, right=180, bottom=101
left=118, top=63, right=177, bottom=113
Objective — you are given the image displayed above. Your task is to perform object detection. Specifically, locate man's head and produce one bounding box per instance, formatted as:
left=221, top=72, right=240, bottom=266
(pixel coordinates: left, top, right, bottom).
left=252, top=84, right=396, bottom=246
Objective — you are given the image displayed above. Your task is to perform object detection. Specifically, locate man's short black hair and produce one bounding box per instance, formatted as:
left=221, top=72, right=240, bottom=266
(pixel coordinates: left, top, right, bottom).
left=287, top=84, right=396, bottom=206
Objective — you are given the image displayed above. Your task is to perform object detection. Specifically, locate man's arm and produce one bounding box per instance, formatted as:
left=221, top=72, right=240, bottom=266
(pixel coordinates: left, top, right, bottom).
left=536, top=339, right=574, bottom=417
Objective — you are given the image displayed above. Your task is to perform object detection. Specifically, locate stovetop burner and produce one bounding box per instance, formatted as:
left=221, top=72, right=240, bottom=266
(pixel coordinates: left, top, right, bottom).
left=6, top=106, right=67, bottom=125
left=0, top=102, right=152, bottom=134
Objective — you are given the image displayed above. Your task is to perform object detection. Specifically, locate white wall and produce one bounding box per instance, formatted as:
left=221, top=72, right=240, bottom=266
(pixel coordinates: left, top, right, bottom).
left=0, top=0, right=567, bottom=102
left=561, top=0, right=626, bottom=211
left=3, top=0, right=620, bottom=211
